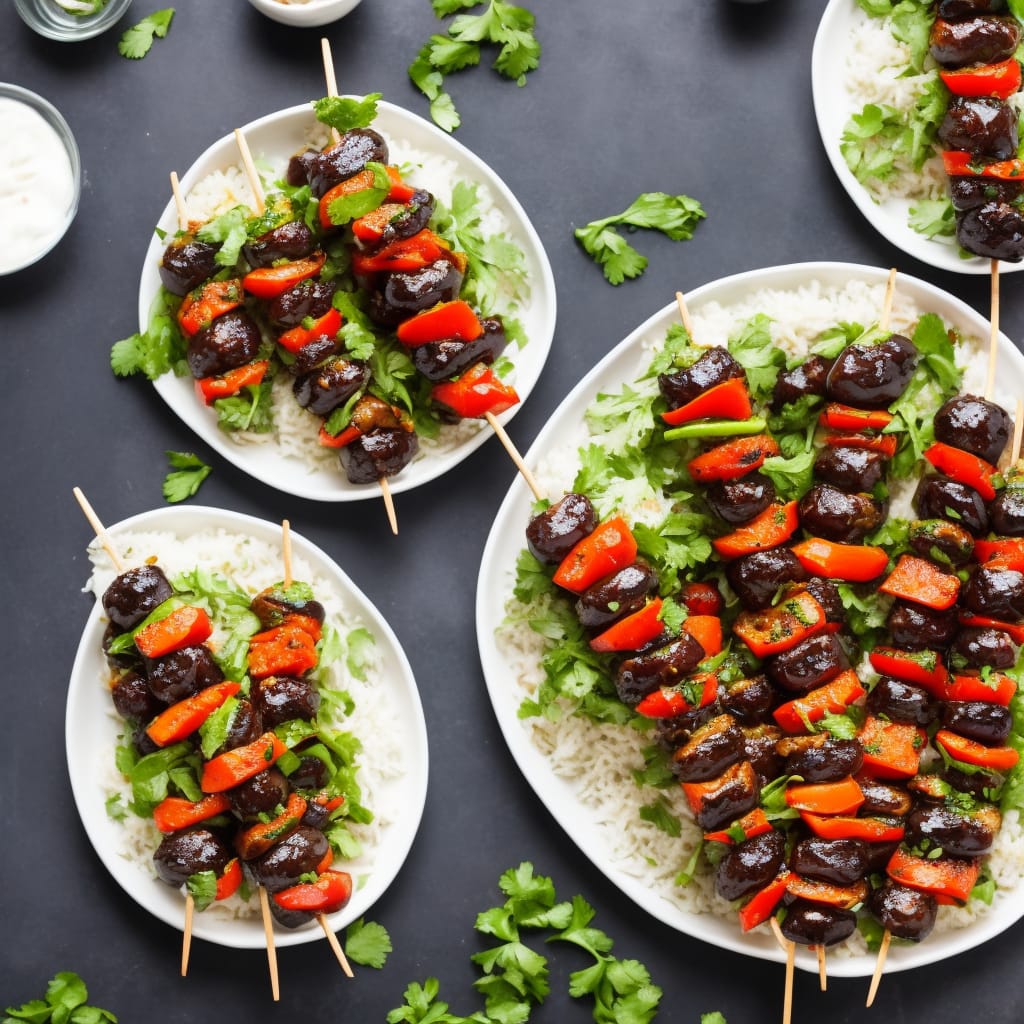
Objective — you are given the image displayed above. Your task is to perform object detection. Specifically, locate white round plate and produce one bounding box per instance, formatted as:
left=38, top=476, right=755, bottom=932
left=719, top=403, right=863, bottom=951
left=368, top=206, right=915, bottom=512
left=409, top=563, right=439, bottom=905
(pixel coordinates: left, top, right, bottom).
left=139, top=100, right=556, bottom=501
left=811, top=0, right=1023, bottom=275
left=476, top=262, right=1024, bottom=976
left=67, top=505, right=428, bottom=948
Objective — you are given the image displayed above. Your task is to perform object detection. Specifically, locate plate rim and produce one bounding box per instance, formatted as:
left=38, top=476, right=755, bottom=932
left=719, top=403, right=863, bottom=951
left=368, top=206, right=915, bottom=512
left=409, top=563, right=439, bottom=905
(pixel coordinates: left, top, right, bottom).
left=66, top=504, right=429, bottom=949
left=139, top=98, right=557, bottom=502
left=476, top=260, right=1024, bottom=976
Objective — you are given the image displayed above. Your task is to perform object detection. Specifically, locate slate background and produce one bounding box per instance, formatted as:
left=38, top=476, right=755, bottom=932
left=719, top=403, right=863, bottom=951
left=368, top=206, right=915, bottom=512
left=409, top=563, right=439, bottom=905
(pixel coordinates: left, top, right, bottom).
left=2, top=1, right=1023, bottom=1020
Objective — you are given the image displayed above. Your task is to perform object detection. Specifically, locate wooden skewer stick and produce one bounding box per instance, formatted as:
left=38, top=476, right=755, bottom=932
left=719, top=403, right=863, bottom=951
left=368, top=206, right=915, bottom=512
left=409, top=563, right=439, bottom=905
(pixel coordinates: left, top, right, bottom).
left=768, top=918, right=794, bottom=1024
left=259, top=886, right=281, bottom=1001
left=321, top=38, right=342, bottom=146
left=1012, top=399, right=1023, bottom=466
left=879, top=266, right=897, bottom=334
left=181, top=894, right=194, bottom=976
left=72, top=487, right=124, bottom=573
left=986, top=258, right=1000, bottom=402
left=675, top=290, right=696, bottom=338
left=485, top=411, right=544, bottom=502
left=170, top=171, right=189, bottom=232
left=817, top=944, right=827, bottom=992
left=866, top=928, right=892, bottom=1008
left=319, top=915, right=355, bottom=977
left=233, top=128, right=266, bottom=216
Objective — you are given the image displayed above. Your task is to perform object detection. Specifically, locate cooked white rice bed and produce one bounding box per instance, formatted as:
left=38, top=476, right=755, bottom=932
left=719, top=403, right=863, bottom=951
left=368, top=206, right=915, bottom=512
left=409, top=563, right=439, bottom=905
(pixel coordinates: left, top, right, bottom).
left=87, top=526, right=404, bottom=920
left=498, top=276, right=1022, bottom=958
left=184, top=133, right=520, bottom=476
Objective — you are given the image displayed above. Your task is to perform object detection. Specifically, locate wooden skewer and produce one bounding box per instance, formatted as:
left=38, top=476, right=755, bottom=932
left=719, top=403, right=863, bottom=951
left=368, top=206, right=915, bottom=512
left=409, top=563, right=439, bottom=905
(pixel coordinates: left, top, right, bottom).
left=865, top=928, right=891, bottom=1008
left=170, top=171, right=189, bottom=232
left=675, top=290, right=696, bottom=338
left=319, top=915, right=355, bottom=977
left=986, top=258, right=1000, bottom=402
left=485, top=411, right=544, bottom=502
left=816, top=944, right=827, bottom=992
left=879, top=266, right=897, bottom=333
left=321, top=37, right=342, bottom=147
left=233, top=128, right=266, bottom=216
left=768, top=918, right=794, bottom=1024
left=181, top=894, right=194, bottom=976
left=259, top=886, right=280, bottom=1001
left=72, top=487, right=124, bottom=573
left=1012, top=399, right=1023, bottom=466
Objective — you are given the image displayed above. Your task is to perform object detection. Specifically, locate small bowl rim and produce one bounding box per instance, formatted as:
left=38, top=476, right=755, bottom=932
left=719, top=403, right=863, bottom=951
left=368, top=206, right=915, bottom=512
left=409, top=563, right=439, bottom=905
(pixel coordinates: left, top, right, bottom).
left=12, top=0, right=134, bottom=41
left=245, top=0, right=363, bottom=28
left=0, top=82, right=82, bottom=275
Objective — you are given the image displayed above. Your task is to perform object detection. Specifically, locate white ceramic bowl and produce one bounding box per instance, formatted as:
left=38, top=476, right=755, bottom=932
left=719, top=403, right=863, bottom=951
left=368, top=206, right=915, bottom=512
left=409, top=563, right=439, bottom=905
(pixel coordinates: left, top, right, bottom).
left=246, top=0, right=362, bottom=27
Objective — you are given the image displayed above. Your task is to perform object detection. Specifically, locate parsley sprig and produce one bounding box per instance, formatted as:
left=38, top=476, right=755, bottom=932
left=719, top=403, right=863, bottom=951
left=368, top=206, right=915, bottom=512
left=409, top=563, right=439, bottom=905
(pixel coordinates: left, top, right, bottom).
left=118, top=8, right=174, bottom=60
left=4, top=973, right=116, bottom=1024
left=574, top=193, right=706, bottom=285
left=409, top=1, right=541, bottom=132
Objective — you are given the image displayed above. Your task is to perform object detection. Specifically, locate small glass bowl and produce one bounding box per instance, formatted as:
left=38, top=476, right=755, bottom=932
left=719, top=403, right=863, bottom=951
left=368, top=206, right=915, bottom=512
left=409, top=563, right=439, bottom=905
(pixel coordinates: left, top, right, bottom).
left=13, top=0, right=133, bottom=41
left=0, top=84, right=82, bottom=275
left=246, top=0, right=363, bottom=28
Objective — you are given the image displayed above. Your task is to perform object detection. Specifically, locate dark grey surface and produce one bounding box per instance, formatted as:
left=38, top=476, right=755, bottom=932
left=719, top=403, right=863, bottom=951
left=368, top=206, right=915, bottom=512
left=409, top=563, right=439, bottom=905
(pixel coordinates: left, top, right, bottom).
left=2, top=1, right=1023, bottom=1020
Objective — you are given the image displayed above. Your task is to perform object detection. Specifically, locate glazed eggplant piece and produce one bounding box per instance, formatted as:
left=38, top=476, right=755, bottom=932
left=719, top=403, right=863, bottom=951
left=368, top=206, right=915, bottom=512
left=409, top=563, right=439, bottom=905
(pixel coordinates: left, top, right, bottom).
left=411, top=317, right=508, bottom=382
left=250, top=825, right=330, bottom=891
left=938, top=97, right=1019, bottom=159
left=111, top=670, right=161, bottom=723
left=814, top=445, right=887, bottom=492
left=340, top=427, right=419, bottom=484
left=146, top=645, right=225, bottom=705
left=951, top=626, right=1016, bottom=669
left=781, top=900, right=857, bottom=947
left=929, top=15, right=1022, bottom=67
left=721, top=675, right=776, bottom=724
left=253, top=675, right=321, bottom=729
left=826, top=334, right=917, bottom=408
left=243, top=221, right=317, bottom=269
left=801, top=578, right=846, bottom=626
left=798, top=484, right=886, bottom=544
left=154, top=827, right=232, bottom=886
left=614, top=634, right=706, bottom=705
left=159, top=237, right=221, bottom=296
left=942, top=701, right=1013, bottom=745
left=907, top=518, right=975, bottom=568
left=575, top=561, right=659, bottom=630
left=293, top=356, right=370, bottom=417
left=366, top=257, right=464, bottom=326
left=914, top=475, right=989, bottom=535
left=704, top=474, right=776, bottom=526
left=743, top=724, right=783, bottom=784
left=251, top=585, right=326, bottom=629
left=266, top=279, right=335, bottom=328
left=767, top=633, right=850, bottom=694
left=526, top=493, right=596, bottom=564
left=906, top=803, right=1001, bottom=858
left=210, top=697, right=262, bottom=756
left=868, top=881, right=938, bottom=941
left=857, top=778, right=913, bottom=817
left=962, top=564, right=1024, bottom=619
left=770, top=354, right=831, bottom=411
left=779, top=735, right=865, bottom=783
left=867, top=676, right=937, bottom=726
left=228, top=768, right=291, bottom=820
left=354, top=188, right=435, bottom=250
left=102, top=565, right=173, bottom=631
left=688, top=760, right=760, bottom=831
left=990, top=486, right=1024, bottom=536
left=659, top=347, right=746, bottom=409
left=957, top=201, right=1024, bottom=262
left=949, top=176, right=1024, bottom=213
left=789, top=837, right=870, bottom=886
left=715, top=830, right=786, bottom=901
left=726, top=547, right=807, bottom=610
left=886, top=601, right=959, bottom=650
left=186, top=309, right=262, bottom=379
left=300, top=129, right=389, bottom=197
left=937, top=0, right=1006, bottom=16
left=672, top=714, right=747, bottom=783
left=935, top=395, right=1012, bottom=465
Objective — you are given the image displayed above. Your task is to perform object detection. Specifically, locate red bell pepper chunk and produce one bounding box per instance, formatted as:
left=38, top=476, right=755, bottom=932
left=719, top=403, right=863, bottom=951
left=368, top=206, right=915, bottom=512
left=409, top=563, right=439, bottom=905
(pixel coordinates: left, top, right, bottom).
left=734, top=590, right=826, bottom=659
left=317, top=423, right=363, bottom=449
left=318, top=165, right=414, bottom=229
left=177, top=279, right=244, bottom=337
left=940, top=58, right=1022, bottom=99
left=152, top=792, right=232, bottom=833
left=935, top=729, right=1020, bottom=772
left=272, top=870, right=354, bottom=915
left=216, top=858, right=243, bottom=901
left=973, top=537, right=1024, bottom=571
left=712, top=501, right=799, bottom=560
left=823, top=432, right=898, bottom=459
left=552, top=517, right=638, bottom=593
left=196, top=360, right=269, bottom=405
left=134, top=606, right=213, bottom=659
left=277, top=308, right=342, bottom=355
left=589, top=597, right=664, bottom=653
left=791, top=537, right=889, bottom=582
left=679, top=581, right=722, bottom=616
left=201, top=732, right=289, bottom=793
left=351, top=229, right=452, bottom=275
left=661, top=377, right=753, bottom=426
left=687, top=434, right=780, bottom=483
left=351, top=202, right=411, bottom=244
left=235, top=792, right=307, bottom=860
left=396, top=299, right=484, bottom=346
left=887, top=848, right=980, bottom=905
left=784, top=777, right=865, bottom=815
left=942, top=150, right=1024, bottom=181
left=923, top=442, right=997, bottom=501
left=773, top=670, right=866, bottom=733
left=681, top=614, right=723, bottom=657
left=635, top=672, right=718, bottom=718
left=785, top=874, right=868, bottom=910
left=145, top=681, right=242, bottom=747
left=819, top=403, right=894, bottom=431
left=243, top=251, right=326, bottom=300
left=681, top=761, right=759, bottom=828
left=940, top=671, right=1017, bottom=706
left=738, top=871, right=790, bottom=932
left=431, top=362, right=520, bottom=419
left=878, top=554, right=961, bottom=610
left=800, top=812, right=905, bottom=844
left=703, top=808, right=772, bottom=845
left=957, top=610, right=1024, bottom=645
left=868, top=646, right=949, bottom=694
left=858, top=714, right=927, bottom=779
left=247, top=622, right=319, bottom=680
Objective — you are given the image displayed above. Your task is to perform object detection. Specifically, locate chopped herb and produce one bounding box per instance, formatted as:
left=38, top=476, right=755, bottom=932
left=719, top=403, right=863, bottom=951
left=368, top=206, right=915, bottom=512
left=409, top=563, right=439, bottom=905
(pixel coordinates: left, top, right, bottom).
left=4, top=973, right=117, bottom=1024
left=344, top=918, right=392, bottom=968
left=162, top=451, right=211, bottom=503
left=118, top=8, right=174, bottom=59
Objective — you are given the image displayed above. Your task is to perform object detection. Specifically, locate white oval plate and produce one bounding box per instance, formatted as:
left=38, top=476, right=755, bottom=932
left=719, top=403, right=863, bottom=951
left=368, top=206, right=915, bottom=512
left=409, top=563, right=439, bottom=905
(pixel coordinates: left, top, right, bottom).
left=139, top=100, right=556, bottom=501
left=811, top=0, right=1023, bottom=275
left=67, top=505, right=428, bottom=948
left=476, top=262, right=1024, bottom=976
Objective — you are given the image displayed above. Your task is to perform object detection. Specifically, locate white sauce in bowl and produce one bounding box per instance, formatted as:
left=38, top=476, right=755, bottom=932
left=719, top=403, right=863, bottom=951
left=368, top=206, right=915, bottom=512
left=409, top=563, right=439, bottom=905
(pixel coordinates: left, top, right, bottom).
left=0, top=96, right=77, bottom=274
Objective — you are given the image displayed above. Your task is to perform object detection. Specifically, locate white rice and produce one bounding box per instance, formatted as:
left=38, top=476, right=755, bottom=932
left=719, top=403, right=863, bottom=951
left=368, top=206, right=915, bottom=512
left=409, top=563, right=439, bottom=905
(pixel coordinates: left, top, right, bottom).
left=87, top=525, right=404, bottom=918
left=183, top=130, right=523, bottom=475
left=497, top=276, right=1021, bottom=956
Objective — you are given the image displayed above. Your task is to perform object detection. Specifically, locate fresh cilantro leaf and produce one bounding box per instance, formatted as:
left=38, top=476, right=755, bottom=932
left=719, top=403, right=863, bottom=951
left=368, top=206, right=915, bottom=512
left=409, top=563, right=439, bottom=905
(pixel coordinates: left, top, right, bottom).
left=118, top=8, right=174, bottom=59
left=197, top=206, right=250, bottom=266
left=429, top=34, right=481, bottom=72
left=344, top=919, right=392, bottom=968
left=5, top=974, right=117, bottom=1024
left=213, top=379, right=274, bottom=433
left=345, top=626, right=376, bottom=681
left=701, top=1014, right=728, bottom=1024
left=186, top=870, right=219, bottom=912
left=162, top=451, right=211, bottom=503
left=326, top=162, right=391, bottom=225
left=727, top=313, right=785, bottom=403
left=110, top=288, right=185, bottom=380
left=909, top=198, right=955, bottom=239
left=312, top=93, right=382, bottom=133
left=760, top=449, right=816, bottom=502
left=639, top=798, right=681, bottom=837
left=575, top=193, right=706, bottom=285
